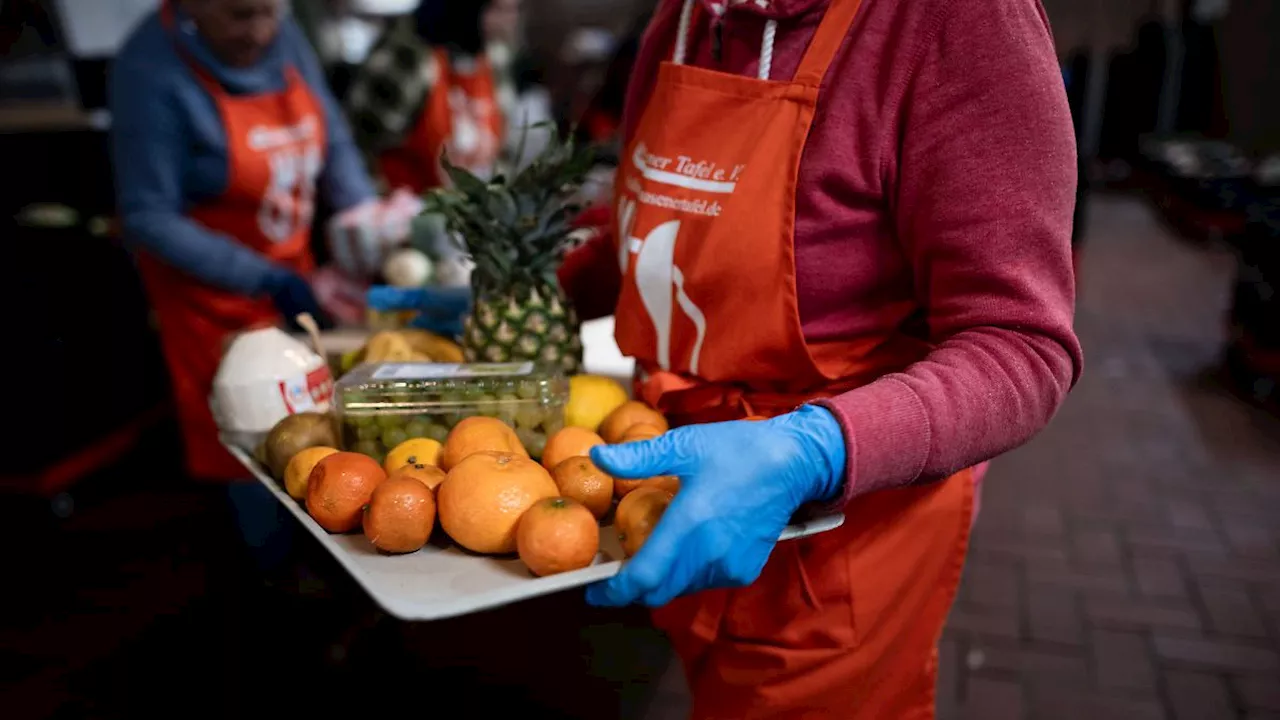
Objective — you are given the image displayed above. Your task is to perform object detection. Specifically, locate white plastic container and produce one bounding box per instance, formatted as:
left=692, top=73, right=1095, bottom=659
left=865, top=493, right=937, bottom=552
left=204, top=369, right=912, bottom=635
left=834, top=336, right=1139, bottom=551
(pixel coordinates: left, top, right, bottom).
left=211, top=327, right=334, bottom=452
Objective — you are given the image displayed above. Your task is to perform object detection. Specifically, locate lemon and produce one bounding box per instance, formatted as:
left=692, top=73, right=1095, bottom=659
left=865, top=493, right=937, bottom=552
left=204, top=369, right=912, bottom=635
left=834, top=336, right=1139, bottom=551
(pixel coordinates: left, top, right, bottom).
left=284, top=446, right=339, bottom=501
left=566, top=375, right=630, bottom=433
left=384, top=437, right=444, bottom=474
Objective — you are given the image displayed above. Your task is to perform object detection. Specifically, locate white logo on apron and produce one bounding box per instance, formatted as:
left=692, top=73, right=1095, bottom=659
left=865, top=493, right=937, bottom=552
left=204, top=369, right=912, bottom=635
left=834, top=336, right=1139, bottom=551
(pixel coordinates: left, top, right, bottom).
left=258, top=139, right=321, bottom=244
left=443, top=87, right=499, bottom=178
left=628, top=217, right=708, bottom=374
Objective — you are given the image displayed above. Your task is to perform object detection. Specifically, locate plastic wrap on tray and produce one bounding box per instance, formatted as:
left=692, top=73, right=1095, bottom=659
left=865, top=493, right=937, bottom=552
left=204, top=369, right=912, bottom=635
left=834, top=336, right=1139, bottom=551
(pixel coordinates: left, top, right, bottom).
left=333, top=362, right=568, bottom=463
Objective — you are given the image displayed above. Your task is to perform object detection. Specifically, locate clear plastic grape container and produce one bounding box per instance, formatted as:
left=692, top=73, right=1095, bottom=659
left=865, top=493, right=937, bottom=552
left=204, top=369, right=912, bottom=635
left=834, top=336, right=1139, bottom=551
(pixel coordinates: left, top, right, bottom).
left=332, top=362, right=568, bottom=463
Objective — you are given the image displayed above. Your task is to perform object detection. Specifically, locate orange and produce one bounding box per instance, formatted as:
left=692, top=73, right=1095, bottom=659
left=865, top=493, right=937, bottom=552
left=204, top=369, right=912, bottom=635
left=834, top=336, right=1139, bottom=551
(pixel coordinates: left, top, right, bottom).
left=284, top=446, right=338, bottom=501
left=363, top=475, right=436, bottom=554
left=599, top=401, right=669, bottom=444
left=441, top=416, right=529, bottom=471
left=618, top=423, right=664, bottom=444
left=389, top=463, right=447, bottom=492
left=516, top=497, right=600, bottom=577
left=541, top=426, right=606, bottom=471
left=384, top=437, right=443, bottom=474
left=550, top=456, right=614, bottom=519
left=612, top=419, right=678, bottom=498
left=306, top=452, right=387, bottom=533
left=436, top=452, right=558, bottom=554
left=615, top=474, right=681, bottom=499
left=615, top=485, right=673, bottom=558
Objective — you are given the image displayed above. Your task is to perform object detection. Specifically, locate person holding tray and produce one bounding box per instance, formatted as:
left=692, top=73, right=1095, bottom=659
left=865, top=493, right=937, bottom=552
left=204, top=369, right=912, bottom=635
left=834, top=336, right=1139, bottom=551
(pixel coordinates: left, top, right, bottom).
left=554, top=0, right=1082, bottom=716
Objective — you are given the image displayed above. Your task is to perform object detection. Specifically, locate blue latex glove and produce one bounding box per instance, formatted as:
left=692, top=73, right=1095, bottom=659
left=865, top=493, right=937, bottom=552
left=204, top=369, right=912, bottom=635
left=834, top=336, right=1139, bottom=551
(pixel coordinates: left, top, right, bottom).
left=586, top=404, right=848, bottom=608
left=366, top=285, right=473, bottom=339
left=262, top=268, right=333, bottom=331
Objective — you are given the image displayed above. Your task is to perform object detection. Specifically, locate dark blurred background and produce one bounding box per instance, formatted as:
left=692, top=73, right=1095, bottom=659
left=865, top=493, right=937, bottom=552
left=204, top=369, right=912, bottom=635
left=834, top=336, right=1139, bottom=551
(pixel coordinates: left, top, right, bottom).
left=2, top=1, right=1278, bottom=718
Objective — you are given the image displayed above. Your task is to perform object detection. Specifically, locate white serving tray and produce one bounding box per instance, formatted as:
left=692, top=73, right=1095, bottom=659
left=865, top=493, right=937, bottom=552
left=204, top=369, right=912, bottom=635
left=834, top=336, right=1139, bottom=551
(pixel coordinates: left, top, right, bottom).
left=225, top=441, right=844, bottom=622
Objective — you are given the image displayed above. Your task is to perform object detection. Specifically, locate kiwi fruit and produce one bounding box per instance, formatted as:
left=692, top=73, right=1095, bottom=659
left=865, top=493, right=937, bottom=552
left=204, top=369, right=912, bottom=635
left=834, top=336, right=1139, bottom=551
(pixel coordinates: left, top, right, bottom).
left=263, top=412, right=339, bottom=479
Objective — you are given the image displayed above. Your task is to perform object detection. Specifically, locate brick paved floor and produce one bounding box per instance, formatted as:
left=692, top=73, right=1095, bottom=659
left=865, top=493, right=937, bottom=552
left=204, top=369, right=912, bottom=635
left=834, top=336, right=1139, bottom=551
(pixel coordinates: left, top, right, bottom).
left=940, top=195, right=1280, bottom=720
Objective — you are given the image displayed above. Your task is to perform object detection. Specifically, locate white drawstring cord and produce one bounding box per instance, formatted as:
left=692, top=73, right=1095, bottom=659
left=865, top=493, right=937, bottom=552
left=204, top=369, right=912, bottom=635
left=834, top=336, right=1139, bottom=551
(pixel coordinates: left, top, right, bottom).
left=759, top=19, right=777, bottom=80
left=674, top=0, right=779, bottom=81
left=674, top=0, right=695, bottom=64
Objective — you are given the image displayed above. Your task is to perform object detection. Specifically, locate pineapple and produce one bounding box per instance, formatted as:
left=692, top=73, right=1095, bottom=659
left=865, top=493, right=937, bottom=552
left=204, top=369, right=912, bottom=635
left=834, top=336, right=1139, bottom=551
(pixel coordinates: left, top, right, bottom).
left=420, top=125, right=597, bottom=374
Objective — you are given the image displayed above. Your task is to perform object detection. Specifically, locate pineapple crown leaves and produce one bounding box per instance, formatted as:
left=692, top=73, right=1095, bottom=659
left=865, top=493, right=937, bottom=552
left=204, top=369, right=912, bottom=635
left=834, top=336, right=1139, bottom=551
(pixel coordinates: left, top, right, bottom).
left=420, top=123, right=600, bottom=297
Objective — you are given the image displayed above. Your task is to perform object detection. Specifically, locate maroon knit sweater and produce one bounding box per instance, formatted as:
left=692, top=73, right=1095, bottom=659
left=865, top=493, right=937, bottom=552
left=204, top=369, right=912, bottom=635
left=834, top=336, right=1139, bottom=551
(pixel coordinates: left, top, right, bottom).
left=559, top=0, right=1083, bottom=504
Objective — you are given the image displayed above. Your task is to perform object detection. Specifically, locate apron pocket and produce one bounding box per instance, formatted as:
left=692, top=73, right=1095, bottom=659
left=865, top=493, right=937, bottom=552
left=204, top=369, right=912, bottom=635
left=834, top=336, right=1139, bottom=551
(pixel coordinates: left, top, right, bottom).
left=720, top=531, right=858, bottom=650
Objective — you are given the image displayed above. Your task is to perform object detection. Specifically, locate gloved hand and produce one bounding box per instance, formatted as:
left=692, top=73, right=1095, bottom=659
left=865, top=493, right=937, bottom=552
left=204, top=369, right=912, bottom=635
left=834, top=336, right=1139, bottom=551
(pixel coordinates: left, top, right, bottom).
left=327, top=189, right=425, bottom=280
left=366, top=285, right=473, bottom=339
left=586, top=404, right=848, bottom=608
left=262, top=268, right=333, bottom=331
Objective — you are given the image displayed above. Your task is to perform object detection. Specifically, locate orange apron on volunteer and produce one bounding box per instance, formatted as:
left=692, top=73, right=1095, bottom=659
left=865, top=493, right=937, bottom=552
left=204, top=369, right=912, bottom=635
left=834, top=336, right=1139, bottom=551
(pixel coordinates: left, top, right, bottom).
left=134, top=2, right=327, bottom=481
left=611, top=0, right=974, bottom=716
left=378, top=48, right=504, bottom=194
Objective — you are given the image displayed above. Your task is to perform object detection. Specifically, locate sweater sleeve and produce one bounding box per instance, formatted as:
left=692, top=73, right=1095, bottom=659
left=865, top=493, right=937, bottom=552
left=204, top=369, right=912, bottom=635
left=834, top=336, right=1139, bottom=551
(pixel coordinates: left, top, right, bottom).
left=109, top=54, right=279, bottom=295
left=283, top=20, right=377, bottom=213
left=816, top=0, right=1083, bottom=504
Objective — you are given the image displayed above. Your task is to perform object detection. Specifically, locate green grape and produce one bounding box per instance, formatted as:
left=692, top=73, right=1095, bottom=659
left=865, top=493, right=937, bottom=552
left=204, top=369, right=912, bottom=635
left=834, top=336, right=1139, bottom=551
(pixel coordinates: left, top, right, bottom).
left=352, top=413, right=377, bottom=428
left=381, top=427, right=409, bottom=449
left=353, top=439, right=382, bottom=458
left=496, top=407, right=518, bottom=426
left=515, top=380, right=540, bottom=399
left=513, top=405, right=543, bottom=430
left=515, top=428, right=546, bottom=459
left=356, top=423, right=383, bottom=441
left=536, top=405, right=566, bottom=433
left=474, top=399, right=501, bottom=417
left=426, top=423, right=450, bottom=442
left=541, top=416, right=565, bottom=436
left=404, top=419, right=432, bottom=439
left=497, top=392, right=520, bottom=403
left=376, top=413, right=405, bottom=429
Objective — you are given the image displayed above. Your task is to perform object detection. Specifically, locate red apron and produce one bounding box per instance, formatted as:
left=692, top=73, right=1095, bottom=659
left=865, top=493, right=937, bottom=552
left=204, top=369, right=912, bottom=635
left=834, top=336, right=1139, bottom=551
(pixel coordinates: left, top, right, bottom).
left=612, top=0, right=973, bottom=716
left=135, top=3, right=327, bottom=481
left=379, top=48, right=504, bottom=194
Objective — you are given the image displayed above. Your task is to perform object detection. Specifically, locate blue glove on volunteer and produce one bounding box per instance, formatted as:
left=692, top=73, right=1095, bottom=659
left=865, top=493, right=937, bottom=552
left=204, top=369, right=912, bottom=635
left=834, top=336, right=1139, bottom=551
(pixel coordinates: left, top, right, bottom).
left=585, top=404, right=848, bottom=608
left=263, top=268, right=333, bottom=331
left=366, top=285, right=473, bottom=339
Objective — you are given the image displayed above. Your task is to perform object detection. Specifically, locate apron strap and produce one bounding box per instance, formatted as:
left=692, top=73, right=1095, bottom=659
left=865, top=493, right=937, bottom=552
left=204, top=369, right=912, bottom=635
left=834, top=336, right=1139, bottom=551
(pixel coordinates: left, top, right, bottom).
left=792, top=0, right=867, bottom=87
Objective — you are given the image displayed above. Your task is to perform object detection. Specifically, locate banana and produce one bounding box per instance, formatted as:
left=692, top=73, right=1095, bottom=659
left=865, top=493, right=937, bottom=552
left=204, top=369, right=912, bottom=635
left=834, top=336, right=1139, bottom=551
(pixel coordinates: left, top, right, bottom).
left=362, top=329, right=464, bottom=365
left=365, top=331, right=416, bottom=363
left=399, top=328, right=465, bottom=363
left=363, top=331, right=394, bottom=363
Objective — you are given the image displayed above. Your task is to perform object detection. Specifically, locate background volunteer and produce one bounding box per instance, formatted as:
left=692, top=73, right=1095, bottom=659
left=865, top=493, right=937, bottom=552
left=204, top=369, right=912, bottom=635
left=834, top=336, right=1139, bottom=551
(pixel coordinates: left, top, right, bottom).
left=344, top=0, right=520, bottom=193
left=110, top=0, right=381, bottom=572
